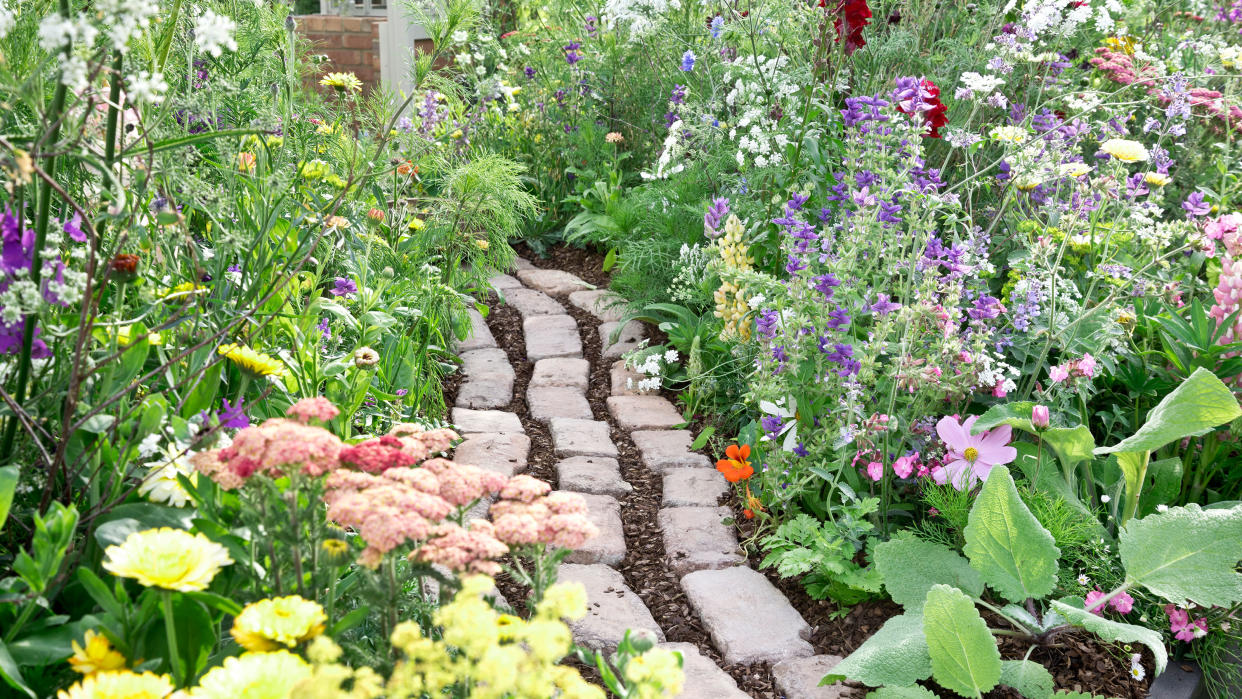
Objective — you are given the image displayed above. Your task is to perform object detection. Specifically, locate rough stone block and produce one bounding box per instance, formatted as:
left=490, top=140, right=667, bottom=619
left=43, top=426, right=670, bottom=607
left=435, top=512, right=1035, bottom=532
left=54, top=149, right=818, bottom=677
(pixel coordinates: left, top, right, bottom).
left=517, top=268, right=589, bottom=296
left=599, top=320, right=646, bottom=359
left=658, top=643, right=749, bottom=699
left=658, top=507, right=745, bottom=577
left=524, top=315, right=582, bottom=361
left=565, top=493, right=626, bottom=566
left=558, top=564, right=664, bottom=651
left=502, top=287, right=564, bottom=318
left=513, top=257, right=536, bottom=271
left=531, top=357, right=591, bottom=391
left=454, top=308, right=496, bottom=352
left=557, top=456, right=632, bottom=498
left=606, top=395, right=684, bottom=431
left=488, top=273, right=523, bottom=290
left=680, top=566, right=813, bottom=665
left=662, top=469, right=728, bottom=508
left=452, top=433, right=530, bottom=477
left=772, top=656, right=849, bottom=699
left=527, top=385, right=593, bottom=422
left=451, top=408, right=523, bottom=435
left=631, top=430, right=714, bottom=472
left=569, top=289, right=627, bottom=322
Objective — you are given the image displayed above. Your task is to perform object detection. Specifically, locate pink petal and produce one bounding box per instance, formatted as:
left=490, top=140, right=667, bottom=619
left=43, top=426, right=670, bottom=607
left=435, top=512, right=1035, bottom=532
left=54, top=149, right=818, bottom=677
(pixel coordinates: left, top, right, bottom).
left=936, top=415, right=969, bottom=450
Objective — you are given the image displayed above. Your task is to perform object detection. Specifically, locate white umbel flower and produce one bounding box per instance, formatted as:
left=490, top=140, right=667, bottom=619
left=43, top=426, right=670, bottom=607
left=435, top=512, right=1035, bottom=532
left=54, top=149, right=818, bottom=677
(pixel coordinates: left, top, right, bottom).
left=194, top=10, right=238, bottom=58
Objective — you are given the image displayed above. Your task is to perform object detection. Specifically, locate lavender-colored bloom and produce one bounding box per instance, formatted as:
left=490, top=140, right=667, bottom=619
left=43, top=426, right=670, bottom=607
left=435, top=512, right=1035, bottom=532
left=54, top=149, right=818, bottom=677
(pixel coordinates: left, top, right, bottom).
left=761, top=415, right=784, bottom=440
left=317, top=316, right=331, bottom=339
left=585, top=15, right=598, bottom=38
left=877, top=199, right=903, bottom=224
left=670, top=84, right=688, bottom=105
left=967, top=295, right=1004, bottom=320
left=792, top=442, right=808, bottom=457
left=331, top=277, right=358, bottom=297
left=785, top=255, right=807, bottom=274
left=786, top=193, right=810, bottom=212
left=64, top=213, right=86, bottom=242
left=827, top=307, right=851, bottom=330
left=1183, top=191, right=1211, bottom=218
left=703, top=197, right=729, bottom=237
left=1125, top=173, right=1149, bottom=198
left=395, top=388, right=408, bottom=396
left=710, top=15, right=724, bottom=38
left=216, top=398, right=250, bottom=429
left=564, top=42, right=582, bottom=65
left=755, top=309, right=780, bottom=339
left=524, top=66, right=536, bottom=80
left=869, top=293, right=900, bottom=315
left=812, top=273, right=841, bottom=299
left=680, top=50, right=696, bottom=72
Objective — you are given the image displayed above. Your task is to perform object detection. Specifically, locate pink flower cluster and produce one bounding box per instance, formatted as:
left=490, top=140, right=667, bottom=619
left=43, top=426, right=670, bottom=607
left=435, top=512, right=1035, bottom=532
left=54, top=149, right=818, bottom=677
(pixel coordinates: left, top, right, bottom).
left=1091, top=48, right=1242, bottom=132
left=286, top=396, right=341, bottom=424
left=489, top=475, right=599, bottom=549
left=1165, top=605, right=1208, bottom=642
left=339, top=435, right=418, bottom=473
left=1085, top=589, right=1134, bottom=616
left=413, top=520, right=510, bottom=575
left=1049, top=353, right=1097, bottom=384
left=193, top=417, right=344, bottom=487
left=1207, top=214, right=1242, bottom=345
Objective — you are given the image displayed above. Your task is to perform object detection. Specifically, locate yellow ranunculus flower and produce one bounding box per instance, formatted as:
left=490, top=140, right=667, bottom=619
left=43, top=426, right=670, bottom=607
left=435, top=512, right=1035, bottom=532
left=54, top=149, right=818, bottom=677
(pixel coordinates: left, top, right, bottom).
left=187, top=651, right=311, bottom=699
left=217, top=343, right=285, bottom=378
left=58, top=670, right=174, bottom=699
left=68, top=630, right=126, bottom=676
left=319, top=72, right=362, bottom=94
left=1100, top=138, right=1149, bottom=163
left=102, top=528, right=232, bottom=591
left=230, top=596, right=327, bottom=651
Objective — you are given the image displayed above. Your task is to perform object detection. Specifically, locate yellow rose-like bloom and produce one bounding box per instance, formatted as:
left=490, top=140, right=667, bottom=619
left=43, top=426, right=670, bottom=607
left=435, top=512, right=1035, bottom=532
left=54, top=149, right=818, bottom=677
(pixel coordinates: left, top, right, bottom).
left=319, top=72, right=362, bottom=93
left=1100, top=138, right=1149, bottom=163
left=58, top=670, right=174, bottom=699
left=217, top=343, right=285, bottom=378
left=68, top=630, right=126, bottom=676
left=474, top=239, right=490, bottom=250
left=188, top=651, right=311, bottom=699
left=230, top=596, right=327, bottom=651
left=1144, top=171, right=1172, bottom=186
left=102, top=528, right=232, bottom=591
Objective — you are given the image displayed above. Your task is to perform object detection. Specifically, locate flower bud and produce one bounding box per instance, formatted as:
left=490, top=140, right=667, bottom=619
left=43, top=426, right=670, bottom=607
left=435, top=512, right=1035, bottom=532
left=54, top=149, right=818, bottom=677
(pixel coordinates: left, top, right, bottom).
left=1031, top=405, right=1050, bottom=429
left=353, top=346, right=380, bottom=368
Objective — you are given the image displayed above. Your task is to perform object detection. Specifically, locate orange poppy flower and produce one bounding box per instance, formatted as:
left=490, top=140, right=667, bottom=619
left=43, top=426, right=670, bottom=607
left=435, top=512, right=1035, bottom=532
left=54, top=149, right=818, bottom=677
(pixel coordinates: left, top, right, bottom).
left=715, top=444, right=753, bottom=483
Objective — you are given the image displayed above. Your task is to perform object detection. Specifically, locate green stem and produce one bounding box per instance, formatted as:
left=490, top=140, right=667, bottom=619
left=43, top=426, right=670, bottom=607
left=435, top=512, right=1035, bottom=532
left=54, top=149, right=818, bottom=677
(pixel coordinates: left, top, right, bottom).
left=161, top=590, right=182, bottom=685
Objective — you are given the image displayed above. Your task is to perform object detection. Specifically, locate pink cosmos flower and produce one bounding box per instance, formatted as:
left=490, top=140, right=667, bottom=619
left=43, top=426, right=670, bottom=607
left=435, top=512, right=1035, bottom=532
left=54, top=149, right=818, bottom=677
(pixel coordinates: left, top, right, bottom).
left=932, top=415, right=1017, bottom=490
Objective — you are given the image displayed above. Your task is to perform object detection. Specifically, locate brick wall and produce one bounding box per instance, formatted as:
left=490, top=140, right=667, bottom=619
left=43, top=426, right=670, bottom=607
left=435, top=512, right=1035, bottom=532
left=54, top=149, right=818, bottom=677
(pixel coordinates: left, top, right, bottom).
left=295, top=15, right=383, bottom=91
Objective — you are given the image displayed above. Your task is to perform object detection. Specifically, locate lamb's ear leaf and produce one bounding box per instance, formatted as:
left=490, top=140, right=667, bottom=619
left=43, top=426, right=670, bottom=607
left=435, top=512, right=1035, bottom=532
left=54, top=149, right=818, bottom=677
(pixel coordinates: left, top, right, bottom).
left=819, top=614, right=931, bottom=688
left=1050, top=598, right=1167, bottom=675
left=1119, top=503, right=1242, bottom=608
left=874, top=534, right=984, bottom=612
left=999, top=659, right=1055, bottom=699
left=972, top=402, right=1036, bottom=434
left=923, top=585, right=1001, bottom=698
left=866, top=687, right=939, bottom=699
left=963, top=467, right=1060, bottom=603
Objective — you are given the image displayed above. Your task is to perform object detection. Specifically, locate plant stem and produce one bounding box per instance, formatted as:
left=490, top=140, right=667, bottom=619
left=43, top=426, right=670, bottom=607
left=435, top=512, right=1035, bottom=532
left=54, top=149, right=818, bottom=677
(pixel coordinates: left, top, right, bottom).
left=161, top=590, right=182, bottom=685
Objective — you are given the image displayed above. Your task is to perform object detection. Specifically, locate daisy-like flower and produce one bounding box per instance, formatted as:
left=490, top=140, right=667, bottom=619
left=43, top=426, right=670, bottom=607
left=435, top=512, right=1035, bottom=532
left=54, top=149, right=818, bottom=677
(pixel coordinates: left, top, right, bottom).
left=1100, top=138, right=1149, bottom=162
left=68, top=630, right=126, bottom=676
left=1144, top=172, right=1171, bottom=186
left=715, top=444, right=754, bottom=483
left=186, top=651, right=311, bottom=699
left=1077, top=573, right=1090, bottom=586
left=990, top=125, right=1029, bottom=143
left=931, top=415, right=1017, bottom=490
left=139, top=442, right=198, bottom=508
left=218, top=343, right=285, bottom=378
left=319, top=72, right=362, bottom=93
left=230, top=596, right=327, bottom=651
left=102, top=528, right=232, bottom=591
left=58, top=670, right=174, bottom=699
left=1130, top=664, right=1146, bottom=681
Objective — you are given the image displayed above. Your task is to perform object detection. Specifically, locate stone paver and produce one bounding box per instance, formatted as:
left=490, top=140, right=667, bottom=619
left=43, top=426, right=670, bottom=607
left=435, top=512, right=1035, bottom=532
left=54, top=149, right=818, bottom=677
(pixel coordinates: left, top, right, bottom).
left=460, top=347, right=512, bottom=376
left=659, top=506, right=745, bottom=577
left=550, top=418, right=617, bottom=458
left=451, top=408, right=523, bottom=434
left=662, top=468, right=728, bottom=507
left=659, top=643, right=749, bottom=699
left=558, top=564, right=664, bottom=651
left=488, top=273, right=523, bottom=290
left=452, top=433, right=530, bottom=477
left=455, top=308, right=496, bottom=352
left=599, top=320, right=646, bottom=359
left=527, top=385, right=593, bottom=422
left=513, top=257, right=536, bottom=271
left=517, top=268, right=589, bottom=296
left=681, top=566, right=813, bottom=665
left=456, top=349, right=514, bottom=408
left=772, top=656, right=849, bottom=699
left=565, top=493, right=626, bottom=566
left=502, top=287, right=565, bottom=318
left=610, top=360, right=646, bottom=396
left=569, top=289, right=627, bottom=323
left=631, top=430, right=714, bottom=472
left=531, top=357, right=590, bottom=391
left=524, top=315, right=582, bottom=361
left=557, top=456, right=631, bottom=498
left=607, top=395, right=683, bottom=431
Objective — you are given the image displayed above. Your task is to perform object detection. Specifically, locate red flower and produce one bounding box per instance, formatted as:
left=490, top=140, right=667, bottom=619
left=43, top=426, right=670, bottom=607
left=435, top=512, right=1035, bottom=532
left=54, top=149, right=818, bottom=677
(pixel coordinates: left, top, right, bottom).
left=820, top=0, right=872, bottom=55
left=896, top=78, right=948, bottom=138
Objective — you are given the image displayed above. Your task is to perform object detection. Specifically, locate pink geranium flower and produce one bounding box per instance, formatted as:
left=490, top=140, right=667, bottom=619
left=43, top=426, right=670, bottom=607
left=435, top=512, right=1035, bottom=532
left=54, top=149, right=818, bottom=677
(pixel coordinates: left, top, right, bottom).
left=932, top=415, right=1017, bottom=490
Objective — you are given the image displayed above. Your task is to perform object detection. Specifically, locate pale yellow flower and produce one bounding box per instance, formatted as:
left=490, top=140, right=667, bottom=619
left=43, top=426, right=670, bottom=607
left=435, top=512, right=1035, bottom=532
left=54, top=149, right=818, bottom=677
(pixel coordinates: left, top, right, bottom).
left=1100, top=138, right=1149, bottom=162
left=58, top=670, right=173, bottom=699
left=187, top=651, right=311, bottom=699
left=319, top=72, right=362, bottom=93
left=68, top=630, right=126, bottom=676
left=230, top=596, right=327, bottom=651
left=217, top=343, right=285, bottom=378
left=1144, top=171, right=1172, bottom=186
left=990, top=125, right=1029, bottom=143
left=102, top=528, right=232, bottom=591
left=1059, top=162, right=1091, bottom=178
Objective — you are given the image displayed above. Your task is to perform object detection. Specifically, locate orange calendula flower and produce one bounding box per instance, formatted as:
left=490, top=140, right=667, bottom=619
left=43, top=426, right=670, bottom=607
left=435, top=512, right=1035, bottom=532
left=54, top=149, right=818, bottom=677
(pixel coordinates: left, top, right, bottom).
left=715, top=444, right=753, bottom=483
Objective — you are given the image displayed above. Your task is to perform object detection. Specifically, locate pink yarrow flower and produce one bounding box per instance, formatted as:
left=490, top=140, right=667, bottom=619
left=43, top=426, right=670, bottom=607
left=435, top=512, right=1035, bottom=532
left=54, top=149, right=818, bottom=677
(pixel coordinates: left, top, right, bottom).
left=932, top=415, right=1017, bottom=490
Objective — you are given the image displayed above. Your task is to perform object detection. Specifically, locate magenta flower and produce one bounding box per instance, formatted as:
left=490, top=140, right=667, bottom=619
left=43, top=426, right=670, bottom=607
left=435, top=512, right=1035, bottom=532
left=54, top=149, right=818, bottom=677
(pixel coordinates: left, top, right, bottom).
left=932, top=415, right=1017, bottom=490
left=1085, top=589, right=1108, bottom=616
left=1166, top=605, right=1208, bottom=642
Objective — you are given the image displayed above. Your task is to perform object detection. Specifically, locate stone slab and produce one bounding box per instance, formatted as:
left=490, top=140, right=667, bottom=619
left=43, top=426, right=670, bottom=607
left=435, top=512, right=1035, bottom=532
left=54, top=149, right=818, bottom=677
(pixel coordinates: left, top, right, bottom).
left=456, top=348, right=515, bottom=409
left=451, top=408, right=523, bottom=435
left=658, top=507, right=745, bottom=577
left=460, top=348, right=511, bottom=377
left=662, top=468, right=728, bottom=508
left=772, top=656, right=849, bottom=699
left=550, top=418, right=617, bottom=458
left=488, top=274, right=523, bottom=290
left=557, top=456, right=631, bottom=498
left=681, top=566, right=813, bottom=665
left=558, top=564, right=664, bottom=651
left=658, top=643, right=749, bottom=699
left=610, top=360, right=647, bottom=396
left=569, top=289, right=627, bottom=323
left=454, top=308, right=496, bottom=352
left=606, top=395, right=684, bottom=431
left=524, top=315, right=582, bottom=361
left=631, top=430, right=714, bottom=473
left=513, top=257, right=536, bottom=271
left=527, top=385, right=593, bottom=422
left=517, top=268, right=589, bottom=296
left=565, top=493, right=626, bottom=566
left=599, top=320, right=646, bottom=359
left=531, top=357, right=591, bottom=391
left=452, top=433, right=530, bottom=478
left=1151, top=661, right=1208, bottom=699
left=502, top=287, right=565, bottom=318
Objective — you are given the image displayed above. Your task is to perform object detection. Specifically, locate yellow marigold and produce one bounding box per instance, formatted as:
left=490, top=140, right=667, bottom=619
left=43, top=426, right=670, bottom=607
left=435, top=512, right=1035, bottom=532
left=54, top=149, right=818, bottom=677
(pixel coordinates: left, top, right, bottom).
left=1144, top=171, right=1172, bottom=186
left=102, top=528, right=232, bottom=591
left=230, top=596, right=327, bottom=651
left=58, top=670, right=174, bottom=699
left=217, top=343, right=285, bottom=378
left=990, top=125, right=1029, bottom=143
left=319, top=72, right=362, bottom=93
left=1100, top=138, right=1149, bottom=163
left=68, top=630, right=126, bottom=676
left=187, top=651, right=311, bottom=699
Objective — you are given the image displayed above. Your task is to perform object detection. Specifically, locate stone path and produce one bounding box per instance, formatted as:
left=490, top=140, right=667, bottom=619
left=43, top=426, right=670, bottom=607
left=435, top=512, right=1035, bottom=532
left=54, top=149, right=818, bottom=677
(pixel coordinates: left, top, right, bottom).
left=450, top=258, right=847, bottom=698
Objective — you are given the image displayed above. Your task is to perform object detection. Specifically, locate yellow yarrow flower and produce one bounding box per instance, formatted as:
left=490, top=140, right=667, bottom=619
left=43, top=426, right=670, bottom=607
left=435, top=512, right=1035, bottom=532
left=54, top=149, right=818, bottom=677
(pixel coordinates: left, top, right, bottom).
left=230, top=596, right=327, bottom=651
left=218, top=343, right=285, bottom=378
left=68, top=630, right=126, bottom=676
left=624, top=647, right=685, bottom=698
left=187, top=651, right=311, bottom=699
left=536, top=580, right=588, bottom=621
left=102, top=528, right=232, bottom=591
left=1100, top=138, right=1149, bottom=163
left=58, top=670, right=174, bottom=699
left=319, top=72, right=362, bottom=93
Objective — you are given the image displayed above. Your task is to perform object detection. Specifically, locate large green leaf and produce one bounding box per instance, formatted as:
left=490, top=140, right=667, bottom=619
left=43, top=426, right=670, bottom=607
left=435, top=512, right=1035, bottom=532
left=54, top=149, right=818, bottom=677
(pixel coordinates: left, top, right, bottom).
left=867, top=687, right=939, bottom=699
left=1095, top=367, right=1241, bottom=455
left=874, top=535, right=984, bottom=611
left=821, top=614, right=932, bottom=688
left=0, top=464, right=17, bottom=534
left=973, top=402, right=1036, bottom=434
left=923, top=585, right=1001, bottom=698
left=1050, top=599, right=1167, bottom=675
left=963, top=468, right=1060, bottom=603
left=1119, top=503, right=1242, bottom=607
left=999, top=659, right=1054, bottom=699
left=0, top=640, right=33, bottom=698
left=1042, top=426, right=1096, bottom=472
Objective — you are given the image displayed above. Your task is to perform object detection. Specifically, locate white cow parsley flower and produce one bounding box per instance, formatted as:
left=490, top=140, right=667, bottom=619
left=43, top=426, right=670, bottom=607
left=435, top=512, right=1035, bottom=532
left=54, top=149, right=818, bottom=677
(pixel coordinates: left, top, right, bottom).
left=194, top=10, right=238, bottom=58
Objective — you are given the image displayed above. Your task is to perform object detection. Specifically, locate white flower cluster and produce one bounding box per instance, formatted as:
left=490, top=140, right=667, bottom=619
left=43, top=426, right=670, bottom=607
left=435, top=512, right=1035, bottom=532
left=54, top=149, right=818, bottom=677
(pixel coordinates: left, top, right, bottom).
left=0, top=2, right=15, bottom=40
left=666, top=243, right=714, bottom=304
left=641, top=120, right=686, bottom=180
left=96, top=0, right=159, bottom=52
left=194, top=9, right=239, bottom=58
left=602, top=0, right=682, bottom=39
left=726, top=55, right=798, bottom=169
left=624, top=346, right=680, bottom=393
